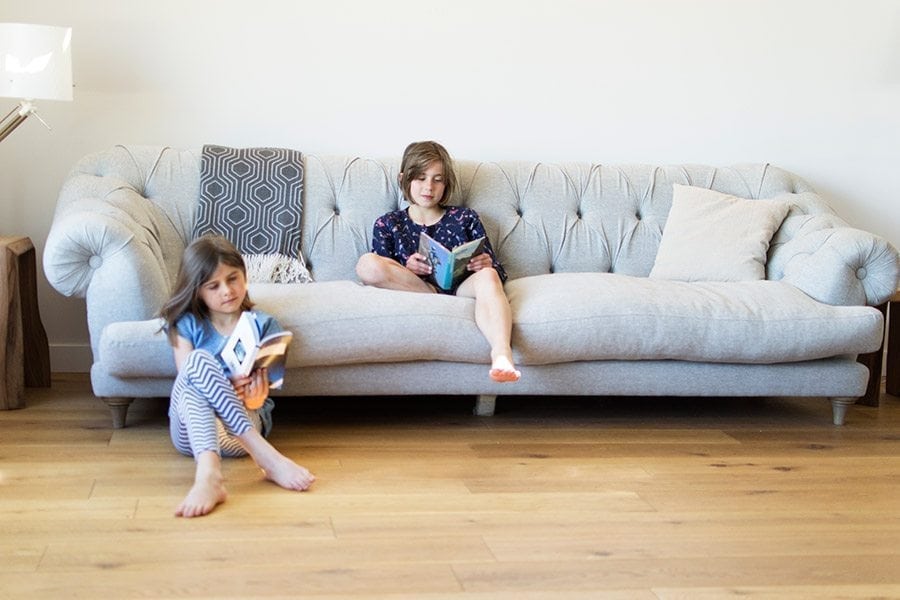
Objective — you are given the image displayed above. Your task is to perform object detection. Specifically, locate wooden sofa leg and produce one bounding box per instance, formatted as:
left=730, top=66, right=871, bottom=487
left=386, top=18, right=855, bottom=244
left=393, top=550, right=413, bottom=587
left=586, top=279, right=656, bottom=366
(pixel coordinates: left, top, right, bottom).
left=474, top=394, right=496, bottom=416
left=830, top=397, right=856, bottom=426
left=103, top=397, right=134, bottom=429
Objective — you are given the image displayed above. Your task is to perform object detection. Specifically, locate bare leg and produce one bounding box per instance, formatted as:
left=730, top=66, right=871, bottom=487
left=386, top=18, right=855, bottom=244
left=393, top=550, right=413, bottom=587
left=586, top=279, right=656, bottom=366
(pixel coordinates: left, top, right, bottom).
left=458, top=268, right=520, bottom=383
left=356, top=252, right=434, bottom=293
left=238, top=429, right=315, bottom=491
left=175, top=450, right=228, bottom=518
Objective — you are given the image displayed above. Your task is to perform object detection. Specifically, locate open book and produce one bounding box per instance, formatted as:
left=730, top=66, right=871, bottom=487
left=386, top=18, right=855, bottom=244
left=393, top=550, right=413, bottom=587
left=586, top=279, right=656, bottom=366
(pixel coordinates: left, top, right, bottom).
left=418, top=232, right=486, bottom=291
left=220, top=311, right=293, bottom=387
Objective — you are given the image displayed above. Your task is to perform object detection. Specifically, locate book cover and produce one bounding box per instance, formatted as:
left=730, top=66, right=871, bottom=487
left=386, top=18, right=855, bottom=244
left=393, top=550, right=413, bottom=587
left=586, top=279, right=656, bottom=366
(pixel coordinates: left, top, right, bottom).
left=220, top=312, right=293, bottom=386
left=418, top=232, right=486, bottom=290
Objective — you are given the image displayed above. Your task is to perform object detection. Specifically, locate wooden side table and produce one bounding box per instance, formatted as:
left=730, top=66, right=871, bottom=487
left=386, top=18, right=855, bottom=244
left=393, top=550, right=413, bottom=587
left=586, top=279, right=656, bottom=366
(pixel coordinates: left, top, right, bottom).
left=1, top=236, right=51, bottom=410
left=886, top=290, right=900, bottom=397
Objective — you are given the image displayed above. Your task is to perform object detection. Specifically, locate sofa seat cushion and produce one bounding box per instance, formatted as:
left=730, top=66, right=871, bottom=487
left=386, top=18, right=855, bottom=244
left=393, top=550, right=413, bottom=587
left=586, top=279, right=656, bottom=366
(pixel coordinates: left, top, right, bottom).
left=506, top=273, right=883, bottom=365
left=250, top=280, right=490, bottom=367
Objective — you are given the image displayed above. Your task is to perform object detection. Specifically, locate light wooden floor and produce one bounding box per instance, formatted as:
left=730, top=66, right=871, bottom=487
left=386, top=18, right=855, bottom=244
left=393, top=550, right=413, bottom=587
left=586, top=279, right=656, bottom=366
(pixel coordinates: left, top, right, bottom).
left=2, top=374, right=899, bottom=599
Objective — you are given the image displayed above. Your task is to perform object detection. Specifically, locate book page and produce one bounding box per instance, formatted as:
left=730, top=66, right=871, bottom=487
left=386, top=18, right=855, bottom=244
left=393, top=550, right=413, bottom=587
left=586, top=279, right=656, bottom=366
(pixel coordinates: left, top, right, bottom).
left=449, top=237, right=485, bottom=287
left=252, top=331, right=293, bottom=372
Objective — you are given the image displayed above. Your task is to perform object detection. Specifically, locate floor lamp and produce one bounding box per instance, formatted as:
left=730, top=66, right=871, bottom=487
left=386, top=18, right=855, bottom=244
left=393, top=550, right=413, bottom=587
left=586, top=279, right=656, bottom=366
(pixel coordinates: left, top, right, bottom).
left=0, top=23, right=73, bottom=142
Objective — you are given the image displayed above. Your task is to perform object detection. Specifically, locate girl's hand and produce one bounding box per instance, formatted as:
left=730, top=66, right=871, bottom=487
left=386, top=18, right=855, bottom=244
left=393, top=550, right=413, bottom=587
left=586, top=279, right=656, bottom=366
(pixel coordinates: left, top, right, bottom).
left=467, top=252, right=493, bottom=272
left=406, top=252, right=433, bottom=276
left=233, top=368, right=269, bottom=410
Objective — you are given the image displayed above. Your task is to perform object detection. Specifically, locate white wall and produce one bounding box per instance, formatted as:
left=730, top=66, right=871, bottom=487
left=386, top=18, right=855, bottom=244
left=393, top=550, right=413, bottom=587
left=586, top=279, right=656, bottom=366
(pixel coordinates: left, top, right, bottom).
left=1, top=0, right=898, bottom=372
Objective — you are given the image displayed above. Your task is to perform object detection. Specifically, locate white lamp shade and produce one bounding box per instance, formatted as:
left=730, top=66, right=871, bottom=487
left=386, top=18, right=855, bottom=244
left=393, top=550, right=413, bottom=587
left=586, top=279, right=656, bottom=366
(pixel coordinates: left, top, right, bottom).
left=0, top=23, right=72, bottom=101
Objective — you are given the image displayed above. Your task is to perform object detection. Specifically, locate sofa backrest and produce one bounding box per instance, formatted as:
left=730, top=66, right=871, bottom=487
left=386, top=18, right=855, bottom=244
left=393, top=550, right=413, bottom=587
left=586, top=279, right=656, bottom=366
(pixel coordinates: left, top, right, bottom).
left=57, top=145, right=827, bottom=288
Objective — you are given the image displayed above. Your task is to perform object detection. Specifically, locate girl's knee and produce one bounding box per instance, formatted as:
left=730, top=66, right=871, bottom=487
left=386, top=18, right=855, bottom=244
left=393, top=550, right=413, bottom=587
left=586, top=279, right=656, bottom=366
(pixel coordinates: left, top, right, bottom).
left=180, top=349, right=231, bottom=389
left=471, top=267, right=503, bottom=291
left=355, top=253, right=376, bottom=282
left=356, top=253, right=388, bottom=285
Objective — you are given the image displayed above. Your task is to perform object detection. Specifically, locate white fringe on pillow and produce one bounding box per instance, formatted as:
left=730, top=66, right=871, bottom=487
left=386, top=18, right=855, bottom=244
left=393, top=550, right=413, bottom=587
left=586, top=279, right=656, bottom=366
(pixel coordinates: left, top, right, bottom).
left=243, top=253, right=313, bottom=284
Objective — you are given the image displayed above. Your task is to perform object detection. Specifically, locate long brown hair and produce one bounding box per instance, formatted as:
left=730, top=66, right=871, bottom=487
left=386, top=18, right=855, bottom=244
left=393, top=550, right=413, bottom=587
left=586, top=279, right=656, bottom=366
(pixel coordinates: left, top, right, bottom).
left=159, top=234, right=254, bottom=344
left=399, top=140, right=458, bottom=207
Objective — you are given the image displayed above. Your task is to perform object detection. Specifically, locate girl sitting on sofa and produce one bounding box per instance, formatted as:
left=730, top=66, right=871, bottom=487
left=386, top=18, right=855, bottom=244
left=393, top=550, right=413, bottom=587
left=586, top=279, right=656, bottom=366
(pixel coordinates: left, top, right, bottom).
left=355, top=140, right=520, bottom=383
left=160, top=234, right=315, bottom=517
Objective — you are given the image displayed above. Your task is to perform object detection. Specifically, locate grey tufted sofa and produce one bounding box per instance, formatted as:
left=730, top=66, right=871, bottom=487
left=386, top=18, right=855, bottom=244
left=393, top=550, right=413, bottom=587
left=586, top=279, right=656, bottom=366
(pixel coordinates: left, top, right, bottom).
left=44, top=145, right=899, bottom=428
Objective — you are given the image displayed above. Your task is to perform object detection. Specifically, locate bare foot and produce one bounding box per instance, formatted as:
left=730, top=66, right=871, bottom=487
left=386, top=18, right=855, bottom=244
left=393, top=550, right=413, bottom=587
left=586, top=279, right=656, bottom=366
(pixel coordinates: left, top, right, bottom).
left=238, top=430, right=316, bottom=491
left=175, top=471, right=227, bottom=518
left=259, top=453, right=316, bottom=491
left=490, top=355, right=521, bottom=383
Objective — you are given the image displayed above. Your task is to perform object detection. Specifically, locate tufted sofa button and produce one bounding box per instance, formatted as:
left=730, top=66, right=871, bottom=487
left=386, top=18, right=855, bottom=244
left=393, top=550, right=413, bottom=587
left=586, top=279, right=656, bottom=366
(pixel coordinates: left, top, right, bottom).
left=635, top=211, right=642, bottom=221
left=333, top=208, right=340, bottom=216
left=89, top=255, right=103, bottom=269
left=856, top=267, right=867, bottom=280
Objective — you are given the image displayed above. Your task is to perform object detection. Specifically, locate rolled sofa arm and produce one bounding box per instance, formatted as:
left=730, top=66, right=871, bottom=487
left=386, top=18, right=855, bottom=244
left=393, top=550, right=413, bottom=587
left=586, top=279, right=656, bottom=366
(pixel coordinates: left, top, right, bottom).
left=768, top=215, right=899, bottom=306
left=44, top=194, right=180, bottom=356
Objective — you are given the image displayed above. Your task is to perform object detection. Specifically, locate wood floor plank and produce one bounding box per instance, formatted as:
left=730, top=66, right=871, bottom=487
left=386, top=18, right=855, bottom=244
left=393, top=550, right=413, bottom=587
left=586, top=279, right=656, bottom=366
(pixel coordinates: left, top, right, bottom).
left=452, top=555, right=900, bottom=591
left=469, top=440, right=900, bottom=459
left=653, top=585, right=900, bottom=599
left=332, top=510, right=900, bottom=539
left=482, top=528, right=900, bottom=561
left=0, top=513, right=335, bottom=543
left=39, top=535, right=494, bottom=571
left=0, top=563, right=463, bottom=598
left=0, top=497, right=137, bottom=520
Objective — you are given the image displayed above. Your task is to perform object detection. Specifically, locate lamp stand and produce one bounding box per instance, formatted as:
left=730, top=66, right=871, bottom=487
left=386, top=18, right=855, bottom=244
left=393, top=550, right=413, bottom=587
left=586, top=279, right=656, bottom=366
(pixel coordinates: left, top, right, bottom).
left=0, top=100, right=44, bottom=143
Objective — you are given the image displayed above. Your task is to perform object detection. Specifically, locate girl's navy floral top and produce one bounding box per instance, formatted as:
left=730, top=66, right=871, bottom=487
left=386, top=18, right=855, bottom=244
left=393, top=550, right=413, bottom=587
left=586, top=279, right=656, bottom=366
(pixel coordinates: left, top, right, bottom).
left=371, top=206, right=507, bottom=290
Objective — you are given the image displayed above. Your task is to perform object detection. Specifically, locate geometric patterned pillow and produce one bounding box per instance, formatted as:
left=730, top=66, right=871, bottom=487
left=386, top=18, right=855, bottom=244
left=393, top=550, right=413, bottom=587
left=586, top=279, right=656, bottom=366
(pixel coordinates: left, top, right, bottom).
left=194, top=144, right=304, bottom=258
left=193, top=145, right=312, bottom=283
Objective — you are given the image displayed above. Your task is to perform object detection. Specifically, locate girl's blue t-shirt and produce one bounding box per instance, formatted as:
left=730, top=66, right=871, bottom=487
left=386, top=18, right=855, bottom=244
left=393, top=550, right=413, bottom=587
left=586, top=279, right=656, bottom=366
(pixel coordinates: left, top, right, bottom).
left=174, top=310, right=284, bottom=382
left=371, top=206, right=507, bottom=288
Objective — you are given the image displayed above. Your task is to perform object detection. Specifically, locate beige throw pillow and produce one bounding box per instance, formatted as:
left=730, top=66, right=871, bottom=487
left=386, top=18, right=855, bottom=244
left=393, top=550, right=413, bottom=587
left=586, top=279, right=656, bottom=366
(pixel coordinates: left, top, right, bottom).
left=649, top=184, right=790, bottom=282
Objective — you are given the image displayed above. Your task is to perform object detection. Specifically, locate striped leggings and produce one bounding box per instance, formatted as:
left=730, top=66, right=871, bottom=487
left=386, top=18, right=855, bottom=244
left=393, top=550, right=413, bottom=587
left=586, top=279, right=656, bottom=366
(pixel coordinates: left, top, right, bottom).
left=168, top=349, right=269, bottom=458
